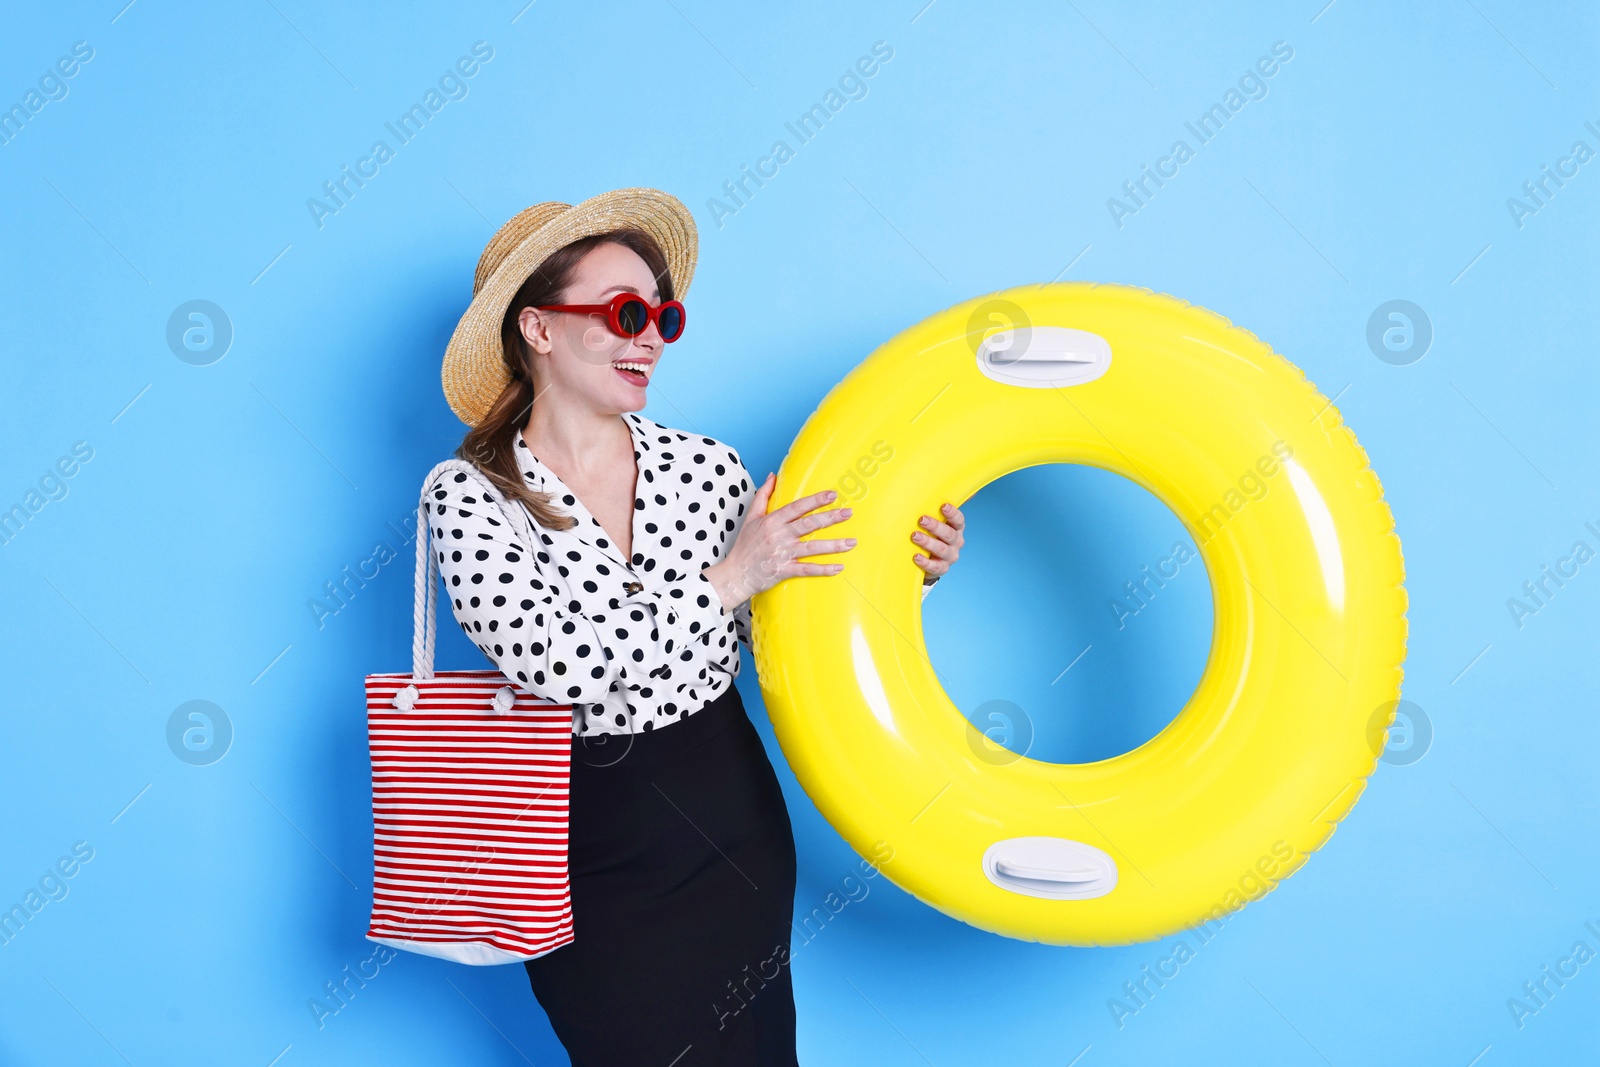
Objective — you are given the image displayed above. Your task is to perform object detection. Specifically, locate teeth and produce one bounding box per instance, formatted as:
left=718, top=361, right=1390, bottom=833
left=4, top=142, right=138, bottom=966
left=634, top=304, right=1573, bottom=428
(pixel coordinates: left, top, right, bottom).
left=614, top=361, right=650, bottom=373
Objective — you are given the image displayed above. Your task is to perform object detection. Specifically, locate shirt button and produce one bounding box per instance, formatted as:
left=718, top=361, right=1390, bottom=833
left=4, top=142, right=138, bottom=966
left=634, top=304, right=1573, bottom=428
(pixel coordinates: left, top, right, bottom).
left=623, top=580, right=643, bottom=595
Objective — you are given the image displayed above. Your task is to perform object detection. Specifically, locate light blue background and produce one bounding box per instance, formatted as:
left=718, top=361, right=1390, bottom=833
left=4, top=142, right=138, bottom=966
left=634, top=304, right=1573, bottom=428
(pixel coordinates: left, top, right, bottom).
left=1, top=1, right=1596, bottom=1064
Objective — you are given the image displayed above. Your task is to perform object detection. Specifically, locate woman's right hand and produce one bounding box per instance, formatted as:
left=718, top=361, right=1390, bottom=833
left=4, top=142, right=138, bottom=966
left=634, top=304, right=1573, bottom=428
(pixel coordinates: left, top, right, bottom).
left=704, top=472, right=857, bottom=610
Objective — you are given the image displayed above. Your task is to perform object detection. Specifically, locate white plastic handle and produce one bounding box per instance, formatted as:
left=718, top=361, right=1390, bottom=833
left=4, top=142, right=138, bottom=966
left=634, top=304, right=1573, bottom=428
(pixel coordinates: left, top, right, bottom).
left=982, top=836, right=1118, bottom=900
left=993, top=860, right=1103, bottom=884
left=976, top=326, right=1113, bottom=388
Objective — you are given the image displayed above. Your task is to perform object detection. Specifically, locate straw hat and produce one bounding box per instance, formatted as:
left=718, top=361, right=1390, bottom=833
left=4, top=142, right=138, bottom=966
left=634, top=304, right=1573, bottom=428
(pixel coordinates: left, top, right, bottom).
left=440, top=187, right=698, bottom=427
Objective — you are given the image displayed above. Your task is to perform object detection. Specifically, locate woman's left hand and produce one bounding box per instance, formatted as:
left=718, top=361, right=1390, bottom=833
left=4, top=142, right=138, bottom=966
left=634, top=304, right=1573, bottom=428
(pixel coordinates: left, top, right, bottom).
left=912, top=502, right=965, bottom=584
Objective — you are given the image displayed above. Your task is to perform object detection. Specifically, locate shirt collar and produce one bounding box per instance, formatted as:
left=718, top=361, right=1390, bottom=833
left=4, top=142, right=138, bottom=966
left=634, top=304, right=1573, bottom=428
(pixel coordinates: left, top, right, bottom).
left=508, top=412, right=679, bottom=575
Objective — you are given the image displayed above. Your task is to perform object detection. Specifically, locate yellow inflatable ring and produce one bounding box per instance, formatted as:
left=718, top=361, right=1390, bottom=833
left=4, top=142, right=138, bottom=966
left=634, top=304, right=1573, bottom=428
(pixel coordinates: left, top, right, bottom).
left=750, top=283, right=1407, bottom=946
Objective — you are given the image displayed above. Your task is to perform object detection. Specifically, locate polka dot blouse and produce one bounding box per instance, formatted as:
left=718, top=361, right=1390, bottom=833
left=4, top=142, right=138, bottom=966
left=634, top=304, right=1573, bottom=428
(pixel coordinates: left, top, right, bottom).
left=428, top=412, right=755, bottom=736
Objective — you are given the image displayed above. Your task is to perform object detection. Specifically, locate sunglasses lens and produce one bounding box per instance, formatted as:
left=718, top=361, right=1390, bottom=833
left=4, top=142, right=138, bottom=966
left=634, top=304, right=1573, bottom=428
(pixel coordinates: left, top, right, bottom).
left=658, top=305, right=684, bottom=341
left=616, top=298, right=648, bottom=336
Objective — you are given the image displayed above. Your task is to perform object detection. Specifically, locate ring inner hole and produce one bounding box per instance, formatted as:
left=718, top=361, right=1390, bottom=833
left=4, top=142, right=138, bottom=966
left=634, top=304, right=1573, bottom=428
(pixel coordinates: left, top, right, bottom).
left=923, top=463, right=1215, bottom=765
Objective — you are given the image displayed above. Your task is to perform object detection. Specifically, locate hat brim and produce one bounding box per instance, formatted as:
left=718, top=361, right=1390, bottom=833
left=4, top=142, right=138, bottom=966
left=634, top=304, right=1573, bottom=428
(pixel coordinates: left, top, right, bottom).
left=441, top=187, right=698, bottom=428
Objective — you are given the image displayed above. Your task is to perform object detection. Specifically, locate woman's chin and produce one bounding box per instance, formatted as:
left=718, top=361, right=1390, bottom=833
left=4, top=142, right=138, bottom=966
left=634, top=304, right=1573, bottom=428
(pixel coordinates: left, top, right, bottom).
left=609, top=384, right=648, bottom=411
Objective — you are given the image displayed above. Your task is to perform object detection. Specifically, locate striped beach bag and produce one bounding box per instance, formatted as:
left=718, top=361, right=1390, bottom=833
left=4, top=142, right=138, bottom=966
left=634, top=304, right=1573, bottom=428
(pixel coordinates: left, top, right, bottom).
left=363, top=459, right=576, bottom=965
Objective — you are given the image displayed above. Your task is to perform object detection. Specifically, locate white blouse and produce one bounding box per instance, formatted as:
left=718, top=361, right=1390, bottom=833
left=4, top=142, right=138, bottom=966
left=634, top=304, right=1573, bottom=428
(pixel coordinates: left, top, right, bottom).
left=428, top=412, right=755, bottom=735
left=429, top=410, right=935, bottom=736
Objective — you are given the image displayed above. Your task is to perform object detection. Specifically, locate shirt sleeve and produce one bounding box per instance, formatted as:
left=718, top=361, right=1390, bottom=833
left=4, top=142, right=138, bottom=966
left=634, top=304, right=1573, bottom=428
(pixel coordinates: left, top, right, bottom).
left=428, top=470, right=732, bottom=704
left=732, top=599, right=753, bottom=650
left=716, top=447, right=757, bottom=652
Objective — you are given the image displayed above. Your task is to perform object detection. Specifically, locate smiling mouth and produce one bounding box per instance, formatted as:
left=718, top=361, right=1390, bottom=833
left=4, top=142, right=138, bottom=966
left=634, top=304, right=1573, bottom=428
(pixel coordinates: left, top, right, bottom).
left=613, top=359, right=651, bottom=386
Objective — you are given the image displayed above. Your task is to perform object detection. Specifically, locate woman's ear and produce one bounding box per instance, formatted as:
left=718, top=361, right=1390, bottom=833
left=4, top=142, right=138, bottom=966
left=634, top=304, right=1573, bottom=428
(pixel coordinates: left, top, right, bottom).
left=518, top=305, right=554, bottom=355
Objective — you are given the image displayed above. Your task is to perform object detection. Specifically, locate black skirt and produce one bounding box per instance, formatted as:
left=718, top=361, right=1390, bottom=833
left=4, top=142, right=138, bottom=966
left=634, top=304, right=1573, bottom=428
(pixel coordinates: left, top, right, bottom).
left=525, top=681, right=799, bottom=1066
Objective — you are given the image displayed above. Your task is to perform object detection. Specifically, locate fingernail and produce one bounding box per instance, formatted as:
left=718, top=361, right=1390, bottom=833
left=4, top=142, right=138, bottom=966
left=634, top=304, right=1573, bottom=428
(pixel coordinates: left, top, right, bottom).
left=846, top=538, right=857, bottom=546
left=842, top=507, right=852, bottom=516
left=826, top=490, right=837, bottom=500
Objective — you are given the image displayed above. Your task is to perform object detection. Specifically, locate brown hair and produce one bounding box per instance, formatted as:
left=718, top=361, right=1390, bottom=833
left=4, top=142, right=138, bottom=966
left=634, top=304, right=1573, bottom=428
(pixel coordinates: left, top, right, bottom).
left=454, top=228, right=675, bottom=529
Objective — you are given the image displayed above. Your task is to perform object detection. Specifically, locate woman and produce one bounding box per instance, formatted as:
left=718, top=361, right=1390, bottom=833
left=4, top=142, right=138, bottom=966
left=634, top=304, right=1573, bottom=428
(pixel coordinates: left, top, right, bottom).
left=431, top=188, right=965, bottom=1064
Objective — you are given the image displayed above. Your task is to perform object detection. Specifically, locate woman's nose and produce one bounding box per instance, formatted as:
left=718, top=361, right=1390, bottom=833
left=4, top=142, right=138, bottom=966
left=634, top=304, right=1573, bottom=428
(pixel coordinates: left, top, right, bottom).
left=632, top=321, right=664, bottom=351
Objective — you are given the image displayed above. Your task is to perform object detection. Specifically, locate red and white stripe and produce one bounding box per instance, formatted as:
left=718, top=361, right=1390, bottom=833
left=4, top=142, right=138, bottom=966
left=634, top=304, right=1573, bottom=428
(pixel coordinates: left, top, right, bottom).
left=364, top=670, right=576, bottom=965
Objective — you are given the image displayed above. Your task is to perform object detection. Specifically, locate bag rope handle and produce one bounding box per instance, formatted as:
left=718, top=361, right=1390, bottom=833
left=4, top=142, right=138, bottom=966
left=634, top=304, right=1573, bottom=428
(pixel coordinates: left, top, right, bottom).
left=411, top=459, right=539, bottom=680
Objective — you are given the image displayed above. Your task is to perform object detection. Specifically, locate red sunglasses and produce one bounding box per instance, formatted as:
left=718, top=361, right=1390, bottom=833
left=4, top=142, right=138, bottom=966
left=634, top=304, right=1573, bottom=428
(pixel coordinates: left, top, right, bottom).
left=536, top=292, right=686, bottom=343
